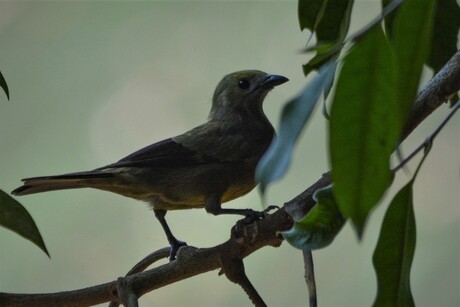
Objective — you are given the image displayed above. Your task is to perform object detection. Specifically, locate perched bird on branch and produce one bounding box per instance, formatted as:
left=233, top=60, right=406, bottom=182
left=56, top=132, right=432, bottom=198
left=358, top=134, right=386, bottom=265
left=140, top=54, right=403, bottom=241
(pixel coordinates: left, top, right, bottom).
left=12, top=70, right=288, bottom=259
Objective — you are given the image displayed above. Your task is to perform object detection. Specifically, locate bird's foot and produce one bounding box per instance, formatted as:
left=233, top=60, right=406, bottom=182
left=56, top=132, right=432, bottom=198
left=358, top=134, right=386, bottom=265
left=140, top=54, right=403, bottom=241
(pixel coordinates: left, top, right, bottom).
left=233, top=205, right=279, bottom=243
left=264, top=205, right=280, bottom=213
left=241, top=205, right=279, bottom=224
left=169, top=239, right=187, bottom=261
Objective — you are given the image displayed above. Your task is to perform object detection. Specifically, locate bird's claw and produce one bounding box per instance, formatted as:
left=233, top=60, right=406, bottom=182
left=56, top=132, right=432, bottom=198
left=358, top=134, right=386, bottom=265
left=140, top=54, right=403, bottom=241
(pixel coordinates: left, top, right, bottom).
left=241, top=205, right=279, bottom=224
left=169, top=240, right=187, bottom=261
left=241, top=210, right=263, bottom=224
left=264, top=205, right=279, bottom=213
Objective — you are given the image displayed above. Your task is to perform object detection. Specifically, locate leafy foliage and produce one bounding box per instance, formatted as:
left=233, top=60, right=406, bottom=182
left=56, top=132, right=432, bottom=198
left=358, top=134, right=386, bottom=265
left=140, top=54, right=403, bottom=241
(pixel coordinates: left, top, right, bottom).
left=383, top=0, right=459, bottom=74
left=299, top=0, right=354, bottom=76
left=0, top=190, right=49, bottom=257
left=328, top=0, right=436, bottom=236
left=0, top=69, right=9, bottom=100
left=427, top=0, right=460, bottom=73
left=259, top=0, right=458, bottom=305
left=372, top=145, right=431, bottom=307
left=302, top=42, right=342, bottom=78
left=330, top=25, right=398, bottom=235
left=256, top=61, right=336, bottom=194
left=0, top=69, right=49, bottom=257
left=372, top=181, right=416, bottom=307
left=298, top=0, right=354, bottom=42
left=298, top=0, right=328, bottom=33
left=329, top=0, right=436, bottom=235
left=282, top=185, right=345, bottom=250
left=391, top=0, right=436, bottom=125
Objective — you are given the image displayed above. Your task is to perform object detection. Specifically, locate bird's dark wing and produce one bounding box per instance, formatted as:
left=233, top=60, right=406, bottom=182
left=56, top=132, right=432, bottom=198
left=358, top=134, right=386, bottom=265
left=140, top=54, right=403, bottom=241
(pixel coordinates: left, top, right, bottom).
left=99, top=119, right=266, bottom=170
left=100, top=138, right=218, bottom=169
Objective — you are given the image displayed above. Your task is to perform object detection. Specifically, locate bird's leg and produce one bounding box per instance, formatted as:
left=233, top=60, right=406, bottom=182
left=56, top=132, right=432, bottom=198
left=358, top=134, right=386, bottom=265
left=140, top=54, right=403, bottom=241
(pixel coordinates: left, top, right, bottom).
left=205, top=194, right=276, bottom=224
left=153, top=209, right=186, bottom=261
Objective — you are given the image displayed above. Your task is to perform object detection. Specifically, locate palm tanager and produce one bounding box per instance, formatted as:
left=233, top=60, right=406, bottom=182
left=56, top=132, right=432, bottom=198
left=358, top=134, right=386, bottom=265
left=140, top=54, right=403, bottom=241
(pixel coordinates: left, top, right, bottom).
left=12, top=70, right=289, bottom=259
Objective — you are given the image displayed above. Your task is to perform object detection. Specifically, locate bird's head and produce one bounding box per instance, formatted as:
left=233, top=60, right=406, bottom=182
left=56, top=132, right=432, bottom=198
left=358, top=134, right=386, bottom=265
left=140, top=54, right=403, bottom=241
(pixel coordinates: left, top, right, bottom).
left=209, top=70, right=288, bottom=121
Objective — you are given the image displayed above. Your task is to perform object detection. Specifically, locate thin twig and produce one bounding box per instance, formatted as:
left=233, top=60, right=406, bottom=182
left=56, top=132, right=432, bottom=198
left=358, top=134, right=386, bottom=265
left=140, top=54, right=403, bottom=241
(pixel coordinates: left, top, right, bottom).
left=303, top=250, right=317, bottom=307
left=125, top=247, right=171, bottom=276
left=109, top=247, right=171, bottom=307
left=393, top=99, right=460, bottom=173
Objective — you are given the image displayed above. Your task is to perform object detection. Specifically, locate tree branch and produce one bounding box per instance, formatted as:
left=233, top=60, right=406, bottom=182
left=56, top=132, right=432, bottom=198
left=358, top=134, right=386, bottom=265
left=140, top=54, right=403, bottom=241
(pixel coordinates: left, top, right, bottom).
left=0, top=210, right=289, bottom=307
left=403, top=51, right=460, bottom=139
left=1, top=50, right=459, bottom=307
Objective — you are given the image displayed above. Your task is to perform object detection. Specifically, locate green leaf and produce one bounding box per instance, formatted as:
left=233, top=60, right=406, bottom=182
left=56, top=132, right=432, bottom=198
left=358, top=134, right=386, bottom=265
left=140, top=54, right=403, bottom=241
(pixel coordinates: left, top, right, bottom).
left=373, top=126, right=433, bottom=307
left=314, top=0, right=354, bottom=43
left=256, top=61, right=337, bottom=194
left=427, top=0, right=460, bottom=73
left=301, top=0, right=404, bottom=77
left=354, top=0, right=403, bottom=44
left=282, top=185, right=345, bottom=250
left=330, top=25, right=398, bottom=236
left=381, top=0, right=397, bottom=36
left=302, top=42, right=342, bottom=77
left=383, top=0, right=455, bottom=74
left=298, top=0, right=329, bottom=32
left=0, top=190, right=49, bottom=257
left=300, top=0, right=354, bottom=76
left=0, top=69, right=9, bottom=100
left=392, top=0, right=436, bottom=124
left=372, top=181, right=416, bottom=307
left=298, top=0, right=354, bottom=42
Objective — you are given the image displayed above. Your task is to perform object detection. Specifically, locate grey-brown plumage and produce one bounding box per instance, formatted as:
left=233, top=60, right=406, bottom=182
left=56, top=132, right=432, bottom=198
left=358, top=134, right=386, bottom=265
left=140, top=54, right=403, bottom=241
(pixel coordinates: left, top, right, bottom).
left=12, top=70, right=288, bottom=259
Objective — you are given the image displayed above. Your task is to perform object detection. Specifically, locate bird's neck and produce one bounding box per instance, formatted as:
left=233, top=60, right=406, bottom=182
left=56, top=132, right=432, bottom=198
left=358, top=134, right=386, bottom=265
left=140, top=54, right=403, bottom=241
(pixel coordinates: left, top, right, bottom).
left=209, top=99, right=270, bottom=123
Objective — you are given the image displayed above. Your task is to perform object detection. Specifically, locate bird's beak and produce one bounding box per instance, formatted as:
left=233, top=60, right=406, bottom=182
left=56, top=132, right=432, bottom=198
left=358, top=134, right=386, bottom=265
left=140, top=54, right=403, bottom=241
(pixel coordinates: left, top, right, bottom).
left=262, top=74, right=289, bottom=88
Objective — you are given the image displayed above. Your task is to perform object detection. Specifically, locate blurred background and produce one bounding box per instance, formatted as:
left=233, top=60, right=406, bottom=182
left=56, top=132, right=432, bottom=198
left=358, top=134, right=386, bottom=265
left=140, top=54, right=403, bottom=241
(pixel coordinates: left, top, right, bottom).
left=0, top=1, right=458, bottom=306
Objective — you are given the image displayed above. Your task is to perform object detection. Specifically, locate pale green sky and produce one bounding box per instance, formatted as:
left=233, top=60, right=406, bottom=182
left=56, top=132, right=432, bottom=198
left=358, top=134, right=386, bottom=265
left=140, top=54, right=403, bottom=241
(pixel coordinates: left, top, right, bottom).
left=0, top=2, right=458, bottom=306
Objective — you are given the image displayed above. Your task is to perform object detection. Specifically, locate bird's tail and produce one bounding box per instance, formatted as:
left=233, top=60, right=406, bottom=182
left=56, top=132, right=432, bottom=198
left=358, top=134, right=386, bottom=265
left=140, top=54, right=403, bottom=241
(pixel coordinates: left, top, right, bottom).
left=11, top=171, right=115, bottom=196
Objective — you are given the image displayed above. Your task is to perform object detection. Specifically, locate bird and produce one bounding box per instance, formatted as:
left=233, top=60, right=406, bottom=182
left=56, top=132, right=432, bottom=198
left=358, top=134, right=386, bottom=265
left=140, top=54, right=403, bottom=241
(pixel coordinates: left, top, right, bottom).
left=12, top=70, right=289, bottom=260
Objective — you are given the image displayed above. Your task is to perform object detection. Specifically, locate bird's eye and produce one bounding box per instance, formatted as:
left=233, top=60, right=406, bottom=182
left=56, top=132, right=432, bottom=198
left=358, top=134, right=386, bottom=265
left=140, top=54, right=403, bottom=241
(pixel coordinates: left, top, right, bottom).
left=237, top=79, right=250, bottom=90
